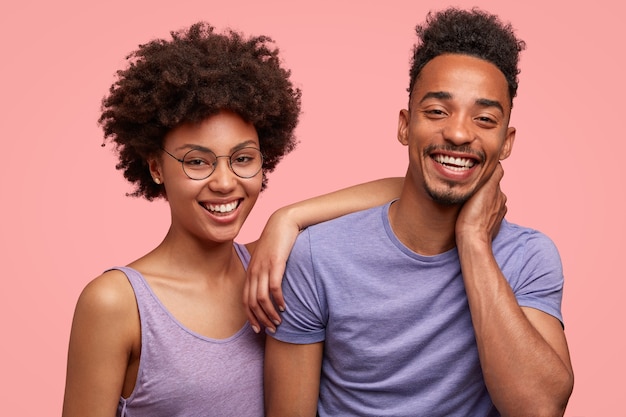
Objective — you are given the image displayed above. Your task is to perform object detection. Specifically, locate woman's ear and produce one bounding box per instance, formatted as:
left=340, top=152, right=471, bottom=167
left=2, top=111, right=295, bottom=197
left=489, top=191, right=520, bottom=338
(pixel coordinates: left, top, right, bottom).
left=148, top=157, right=163, bottom=184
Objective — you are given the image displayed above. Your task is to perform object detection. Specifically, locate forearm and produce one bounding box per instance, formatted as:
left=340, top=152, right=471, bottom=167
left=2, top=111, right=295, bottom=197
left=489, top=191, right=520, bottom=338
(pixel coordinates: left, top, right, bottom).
left=244, top=177, right=403, bottom=330
left=277, top=177, right=403, bottom=230
left=458, top=241, right=573, bottom=416
left=253, top=177, right=401, bottom=274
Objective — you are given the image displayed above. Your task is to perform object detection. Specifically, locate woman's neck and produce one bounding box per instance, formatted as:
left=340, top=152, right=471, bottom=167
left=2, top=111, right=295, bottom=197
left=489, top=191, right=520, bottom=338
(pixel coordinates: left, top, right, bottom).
left=132, top=227, right=242, bottom=283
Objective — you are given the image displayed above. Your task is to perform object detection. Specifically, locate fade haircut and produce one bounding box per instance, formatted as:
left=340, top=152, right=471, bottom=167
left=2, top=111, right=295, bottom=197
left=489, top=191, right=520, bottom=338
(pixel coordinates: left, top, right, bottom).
left=408, top=8, right=526, bottom=106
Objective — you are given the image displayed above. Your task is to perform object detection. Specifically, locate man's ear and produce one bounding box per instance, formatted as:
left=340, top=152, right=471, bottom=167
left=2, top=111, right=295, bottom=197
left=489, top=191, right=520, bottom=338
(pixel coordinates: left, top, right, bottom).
left=398, top=109, right=410, bottom=146
left=499, top=126, right=516, bottom=160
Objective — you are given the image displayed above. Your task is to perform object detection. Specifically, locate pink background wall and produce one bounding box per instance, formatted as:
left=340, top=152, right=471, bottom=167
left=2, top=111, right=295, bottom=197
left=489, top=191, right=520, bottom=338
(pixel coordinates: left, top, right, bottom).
left=0, top=1, right=622, bottom=415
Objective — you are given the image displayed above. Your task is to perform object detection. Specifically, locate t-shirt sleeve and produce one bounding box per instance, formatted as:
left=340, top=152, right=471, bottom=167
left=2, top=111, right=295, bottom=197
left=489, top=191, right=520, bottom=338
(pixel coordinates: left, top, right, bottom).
left=269, top=228, right=327, bottom=344
left=513, top=231, right=565, bottom=326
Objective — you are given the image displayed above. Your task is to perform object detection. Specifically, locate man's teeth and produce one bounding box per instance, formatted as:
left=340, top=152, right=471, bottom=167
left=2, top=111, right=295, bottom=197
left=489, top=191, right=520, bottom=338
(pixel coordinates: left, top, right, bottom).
left=434, top=155, right=476, bottom=169
left=207, top=201, right=239, bottom=213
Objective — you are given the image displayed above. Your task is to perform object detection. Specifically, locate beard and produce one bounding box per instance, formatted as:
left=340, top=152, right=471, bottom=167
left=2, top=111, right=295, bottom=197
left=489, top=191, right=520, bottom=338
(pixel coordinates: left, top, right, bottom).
left=424, top=178, right=476, bottom=206
left=420, top=144, right=485, bottom=205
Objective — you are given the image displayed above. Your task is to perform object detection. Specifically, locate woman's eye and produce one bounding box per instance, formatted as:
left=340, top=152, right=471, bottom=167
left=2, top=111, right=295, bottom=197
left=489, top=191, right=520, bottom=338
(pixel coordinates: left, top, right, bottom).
left=233, top=156, right=251, bottom=164
left=186, top=158, right=209, bottom=166
left=232, top=150, right=261, bottom=165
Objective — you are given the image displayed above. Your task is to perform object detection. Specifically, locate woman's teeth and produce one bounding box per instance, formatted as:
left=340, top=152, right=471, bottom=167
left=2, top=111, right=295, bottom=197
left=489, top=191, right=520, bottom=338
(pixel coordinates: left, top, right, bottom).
left=207, top=201, right=239, bottom=213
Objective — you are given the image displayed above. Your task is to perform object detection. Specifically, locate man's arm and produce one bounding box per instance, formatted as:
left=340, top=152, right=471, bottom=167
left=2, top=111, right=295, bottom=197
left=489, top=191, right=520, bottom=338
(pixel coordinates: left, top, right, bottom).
left=264, top=337, right=324, bottom=417
left=456, top=164, right=574, bottom=417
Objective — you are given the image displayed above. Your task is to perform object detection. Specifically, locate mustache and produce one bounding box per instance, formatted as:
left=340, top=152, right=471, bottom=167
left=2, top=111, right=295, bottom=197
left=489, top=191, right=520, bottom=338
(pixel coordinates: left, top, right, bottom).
left=423, top=144, right=485, bottom=163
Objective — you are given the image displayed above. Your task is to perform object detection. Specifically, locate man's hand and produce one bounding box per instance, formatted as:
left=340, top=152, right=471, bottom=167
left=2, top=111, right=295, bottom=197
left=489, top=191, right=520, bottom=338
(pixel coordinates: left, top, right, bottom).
left=456, top=163, right=507, bottom=245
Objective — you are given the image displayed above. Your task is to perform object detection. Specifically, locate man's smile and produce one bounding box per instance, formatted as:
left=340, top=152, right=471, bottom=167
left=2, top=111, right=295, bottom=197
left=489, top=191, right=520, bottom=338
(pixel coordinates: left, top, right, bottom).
left=432, top=154, right=477, bottom=171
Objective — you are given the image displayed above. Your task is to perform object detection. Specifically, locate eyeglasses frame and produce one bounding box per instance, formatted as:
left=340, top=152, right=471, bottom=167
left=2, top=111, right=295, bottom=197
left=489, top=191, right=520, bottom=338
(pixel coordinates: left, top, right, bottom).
left=160, top=147, right=264, bottom=180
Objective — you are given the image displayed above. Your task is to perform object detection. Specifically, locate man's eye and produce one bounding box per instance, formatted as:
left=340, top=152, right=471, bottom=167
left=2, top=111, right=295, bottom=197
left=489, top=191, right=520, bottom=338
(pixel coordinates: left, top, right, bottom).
left=424, top=109, right=446, bottom=116
left=476, top=116, right=496, bottom=125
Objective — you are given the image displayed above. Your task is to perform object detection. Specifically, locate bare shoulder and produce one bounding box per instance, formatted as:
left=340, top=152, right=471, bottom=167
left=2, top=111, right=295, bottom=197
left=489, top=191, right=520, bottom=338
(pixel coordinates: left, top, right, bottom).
left=69, top=269, right=140, bottom=361
left=74, top=269, right=137, bottom=324
left=64, top=270, right=140, bottom=416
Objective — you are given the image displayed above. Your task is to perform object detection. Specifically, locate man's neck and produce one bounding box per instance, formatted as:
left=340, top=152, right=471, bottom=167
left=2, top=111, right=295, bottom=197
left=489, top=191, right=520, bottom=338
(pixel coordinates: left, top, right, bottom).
left=388, top=191, right=461, bottom=256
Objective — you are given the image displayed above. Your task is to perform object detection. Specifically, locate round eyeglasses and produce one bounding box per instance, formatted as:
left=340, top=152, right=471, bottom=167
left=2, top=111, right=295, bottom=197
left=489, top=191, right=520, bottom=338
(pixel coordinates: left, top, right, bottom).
left=161, top=147, right=263, bottom=180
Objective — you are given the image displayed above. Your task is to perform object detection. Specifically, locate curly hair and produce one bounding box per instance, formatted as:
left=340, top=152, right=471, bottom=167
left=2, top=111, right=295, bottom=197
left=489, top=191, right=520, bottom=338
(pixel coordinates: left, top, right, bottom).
left=408, top=8, right=526, bottom=106
left=99, top=22, right=302, bottom=200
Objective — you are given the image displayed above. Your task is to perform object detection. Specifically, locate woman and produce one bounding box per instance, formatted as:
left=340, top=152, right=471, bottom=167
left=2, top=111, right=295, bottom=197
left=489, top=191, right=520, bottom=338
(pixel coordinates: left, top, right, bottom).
left=62, top=22, right=401, bottom=416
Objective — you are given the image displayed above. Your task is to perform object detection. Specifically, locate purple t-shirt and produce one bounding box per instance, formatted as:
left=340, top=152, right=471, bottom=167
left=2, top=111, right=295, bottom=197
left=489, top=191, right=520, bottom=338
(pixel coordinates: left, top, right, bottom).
left=115, top=242, right=264, bottom=417
left=271, top=202, right=564, bottom=416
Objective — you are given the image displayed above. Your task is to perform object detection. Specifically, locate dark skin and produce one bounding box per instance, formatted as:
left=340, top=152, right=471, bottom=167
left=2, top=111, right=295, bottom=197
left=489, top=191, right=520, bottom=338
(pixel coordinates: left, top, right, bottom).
left=63, top=113, right=404, bottom=416
left=390, top=54, right=572, bottom=416
left=263, top=54, right=573, bottom=417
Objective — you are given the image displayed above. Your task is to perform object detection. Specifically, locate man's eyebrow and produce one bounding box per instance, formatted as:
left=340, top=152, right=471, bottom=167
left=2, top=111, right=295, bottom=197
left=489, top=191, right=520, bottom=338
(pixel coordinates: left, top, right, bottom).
left=476, top=98, right=504, bottom=113
left=420, top=91, right=504, bottom=113
left=419, top=91, right=452, bottom=103
left=417, top=92, right=505, bottom=114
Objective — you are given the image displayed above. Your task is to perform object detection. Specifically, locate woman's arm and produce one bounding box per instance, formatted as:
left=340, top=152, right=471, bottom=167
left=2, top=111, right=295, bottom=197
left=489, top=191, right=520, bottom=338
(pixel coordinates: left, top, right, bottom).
left=62, top=271, right=138, bottom=417
left=244, top=177, right=403, bottom=332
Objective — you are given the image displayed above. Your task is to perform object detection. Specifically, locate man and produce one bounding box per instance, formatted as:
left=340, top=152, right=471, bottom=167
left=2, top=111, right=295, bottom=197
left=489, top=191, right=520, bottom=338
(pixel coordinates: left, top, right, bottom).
left=264, top=7, right=574, bottom=417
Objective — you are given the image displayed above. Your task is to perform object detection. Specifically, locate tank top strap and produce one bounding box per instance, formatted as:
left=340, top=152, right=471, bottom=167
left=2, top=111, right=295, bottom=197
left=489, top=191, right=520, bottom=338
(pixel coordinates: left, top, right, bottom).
left=107, top=266, right=152, bottom=299
left=233, top=242, right=251, bottom=270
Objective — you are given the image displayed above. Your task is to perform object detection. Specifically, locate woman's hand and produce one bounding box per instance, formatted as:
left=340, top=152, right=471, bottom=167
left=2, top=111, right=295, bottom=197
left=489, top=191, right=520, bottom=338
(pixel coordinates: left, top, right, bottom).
left=244, top=209, right=300, bottom=333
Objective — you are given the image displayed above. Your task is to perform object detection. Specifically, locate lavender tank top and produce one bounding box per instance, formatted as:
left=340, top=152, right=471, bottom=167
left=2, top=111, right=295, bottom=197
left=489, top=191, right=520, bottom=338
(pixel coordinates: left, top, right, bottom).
left=115, top=243, right=264, bottom=417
